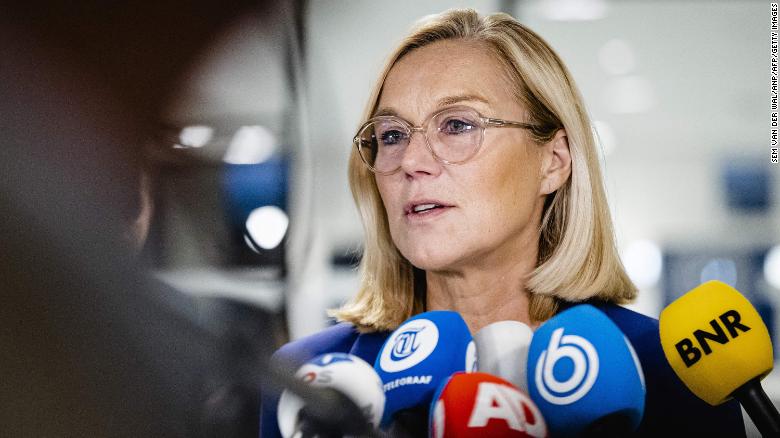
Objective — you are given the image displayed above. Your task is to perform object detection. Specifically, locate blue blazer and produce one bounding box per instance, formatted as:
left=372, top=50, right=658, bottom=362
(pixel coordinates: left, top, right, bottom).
left=260, top=303, right=745, bottom=437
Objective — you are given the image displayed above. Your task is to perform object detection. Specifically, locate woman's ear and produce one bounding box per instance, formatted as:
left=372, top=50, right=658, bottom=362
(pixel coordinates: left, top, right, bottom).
left=538, top=129, right=572, bottom=196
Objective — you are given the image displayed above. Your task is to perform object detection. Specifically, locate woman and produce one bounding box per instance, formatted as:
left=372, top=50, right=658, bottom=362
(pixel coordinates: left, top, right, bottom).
left=261, top=9, right=745, bottom=436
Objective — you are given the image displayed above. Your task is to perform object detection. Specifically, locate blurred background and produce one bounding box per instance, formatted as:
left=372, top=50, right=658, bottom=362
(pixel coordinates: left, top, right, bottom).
left=3, top=0, right=772, bottom=435
left=150, top=0, right=774, bottom=346
left=143, top=1, right=775, bottom=432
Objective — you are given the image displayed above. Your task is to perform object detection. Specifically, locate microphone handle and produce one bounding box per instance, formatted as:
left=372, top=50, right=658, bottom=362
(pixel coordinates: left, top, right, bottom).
left=732, top=377, right=780, bottom=437
left=389, top=406, right=429, bottom=438
left=297, top=408, right=391, bottom=438
left=582, top=413, right=634, bottom=438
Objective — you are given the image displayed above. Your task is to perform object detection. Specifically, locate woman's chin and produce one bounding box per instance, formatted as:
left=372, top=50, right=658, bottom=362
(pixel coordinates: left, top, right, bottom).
left=403, top=249, right=462, bottom=273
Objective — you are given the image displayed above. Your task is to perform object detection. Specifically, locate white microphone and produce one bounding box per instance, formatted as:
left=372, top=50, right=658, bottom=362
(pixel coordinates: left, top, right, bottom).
left=473, top=320, right=533, bottom=392
left=277, top=353, right=385, bottom=438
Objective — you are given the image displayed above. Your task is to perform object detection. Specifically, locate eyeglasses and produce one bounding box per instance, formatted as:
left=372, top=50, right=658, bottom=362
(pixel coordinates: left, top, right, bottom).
left=353, top=105, right=540, bottom=175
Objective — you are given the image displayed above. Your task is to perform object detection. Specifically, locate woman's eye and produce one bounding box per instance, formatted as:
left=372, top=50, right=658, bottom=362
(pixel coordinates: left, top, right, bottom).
left=442, top=119, right=475, bottom=134
left=378, top=129, right=407, bottom=146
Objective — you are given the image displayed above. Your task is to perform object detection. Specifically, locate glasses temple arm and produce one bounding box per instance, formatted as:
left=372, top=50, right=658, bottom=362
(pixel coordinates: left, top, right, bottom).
left=484, top=117, right=539, bottom=130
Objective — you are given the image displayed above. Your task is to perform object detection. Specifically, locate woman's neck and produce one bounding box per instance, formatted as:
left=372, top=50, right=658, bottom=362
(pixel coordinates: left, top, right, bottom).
left=424, top=255, right=539, bottom=334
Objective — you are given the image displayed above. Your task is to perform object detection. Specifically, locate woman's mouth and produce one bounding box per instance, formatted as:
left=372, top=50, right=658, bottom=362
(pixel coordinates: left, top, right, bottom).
left=405, top=201, right=454, bottom=219
left=413, top=203, right=441, bottom=213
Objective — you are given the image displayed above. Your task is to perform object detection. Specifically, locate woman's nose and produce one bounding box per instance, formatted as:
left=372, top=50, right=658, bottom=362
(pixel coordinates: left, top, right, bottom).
left=398, top=130, right=442, bottom=177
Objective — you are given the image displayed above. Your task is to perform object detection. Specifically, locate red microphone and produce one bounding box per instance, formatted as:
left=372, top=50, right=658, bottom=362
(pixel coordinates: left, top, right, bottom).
left=430, top=372, right=547, bottom=437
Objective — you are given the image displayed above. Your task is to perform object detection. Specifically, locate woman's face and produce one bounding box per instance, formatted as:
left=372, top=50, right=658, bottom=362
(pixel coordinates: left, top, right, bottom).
left=374, top=39, right=549, bottom=272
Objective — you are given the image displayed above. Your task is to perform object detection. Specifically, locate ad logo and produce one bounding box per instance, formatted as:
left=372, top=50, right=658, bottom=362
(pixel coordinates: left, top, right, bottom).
left=535, top=328, right=599, bottom=405
left=379, top=319, right=439, bottom=372
left=467, top=382, right=546, bottom=437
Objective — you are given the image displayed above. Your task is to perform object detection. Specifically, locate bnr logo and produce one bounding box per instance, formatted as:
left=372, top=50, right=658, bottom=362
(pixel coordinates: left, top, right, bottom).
left=390, top=327, right=424, bottom=361
left=535, top=328, right=599, bottom=405
left=675, top=309, right=751, bottom=368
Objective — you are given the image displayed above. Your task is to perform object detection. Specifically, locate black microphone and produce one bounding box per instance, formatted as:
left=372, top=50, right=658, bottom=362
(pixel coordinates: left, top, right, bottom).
left=271, top=354, right=388, bottom=438
left=659, top=281, right=780, bottom=437
left=292, top=387, right=376, bottom=438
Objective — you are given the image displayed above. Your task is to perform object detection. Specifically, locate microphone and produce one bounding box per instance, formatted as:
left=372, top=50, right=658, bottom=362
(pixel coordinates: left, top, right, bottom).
left=659, top=280, right=779, bottom=436
left=474, top=321, right=533, bottom=392
left=429, top=371, right=547, bottom=437
left=374, top=311, right=476, bottom=429
left=526, top=304, right=646, bottom=437
left=277, top=353, right=385, bottom=438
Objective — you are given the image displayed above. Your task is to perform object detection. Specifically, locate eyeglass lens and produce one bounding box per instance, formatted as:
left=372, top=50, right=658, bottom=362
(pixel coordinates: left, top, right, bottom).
left=357, top=107, right=484, bottom=173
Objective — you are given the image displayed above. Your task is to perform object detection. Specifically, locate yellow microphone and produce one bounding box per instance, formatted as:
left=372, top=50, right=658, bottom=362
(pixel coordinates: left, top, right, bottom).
left=659, top=280, right=778, bottom=436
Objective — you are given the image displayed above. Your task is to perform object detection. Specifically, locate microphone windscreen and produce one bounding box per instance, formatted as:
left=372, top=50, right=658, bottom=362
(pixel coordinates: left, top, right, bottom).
left=429, top=372, right=547, bottom=437
left=659, top=280, right=773, bottom=405
left=374, top=310, right=475, bottom=424
left=277, top=353, right=385, bottom=437
left=527, top=304, right=645, bottom=437
left=474, top=321, right=533, bottom=392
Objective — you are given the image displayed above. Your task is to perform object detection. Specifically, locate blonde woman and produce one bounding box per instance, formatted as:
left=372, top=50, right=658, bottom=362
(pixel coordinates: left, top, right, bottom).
left=262, top=9, right=744, bottom=436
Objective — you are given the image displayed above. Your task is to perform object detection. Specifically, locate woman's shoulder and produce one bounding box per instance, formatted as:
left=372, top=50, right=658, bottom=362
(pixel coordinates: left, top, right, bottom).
left=590, top=301, right=745, bottom=436
left=272, top=322, right=362, bottom=367
left=272, top=322, right=392, bottom=369
left=590, top=302, right=660, bottom=352
left=590, top=302, right=657, bottom=332
left=586, top=302, right=667, bottom=384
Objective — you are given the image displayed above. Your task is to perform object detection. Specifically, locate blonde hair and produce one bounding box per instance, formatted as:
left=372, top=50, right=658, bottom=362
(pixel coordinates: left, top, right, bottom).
left=333, top=8, right=636, bottom=332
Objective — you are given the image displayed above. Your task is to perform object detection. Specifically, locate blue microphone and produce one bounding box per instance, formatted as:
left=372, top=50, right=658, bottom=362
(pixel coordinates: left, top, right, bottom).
left=526, top=304, right=646, bottom=437
left=374, top=310, right=475, bottom=427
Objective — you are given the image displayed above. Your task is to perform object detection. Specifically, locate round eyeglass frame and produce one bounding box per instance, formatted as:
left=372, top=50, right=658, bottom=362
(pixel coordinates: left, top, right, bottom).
left=352, top=105, right=541, bottom=175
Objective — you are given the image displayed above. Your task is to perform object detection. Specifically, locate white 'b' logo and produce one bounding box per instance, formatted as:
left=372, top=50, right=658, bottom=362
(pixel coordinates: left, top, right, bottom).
left=535, top=328, right=599, bottom=405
